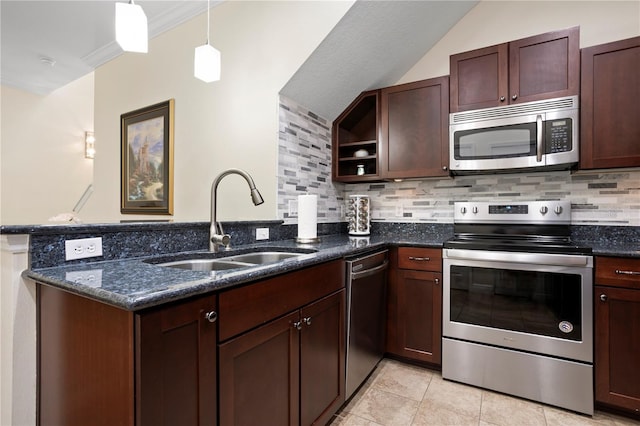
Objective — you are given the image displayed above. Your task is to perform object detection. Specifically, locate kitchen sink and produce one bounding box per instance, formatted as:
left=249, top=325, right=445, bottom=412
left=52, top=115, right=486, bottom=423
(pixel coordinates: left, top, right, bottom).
left=150, top=250, right=313, bottom=272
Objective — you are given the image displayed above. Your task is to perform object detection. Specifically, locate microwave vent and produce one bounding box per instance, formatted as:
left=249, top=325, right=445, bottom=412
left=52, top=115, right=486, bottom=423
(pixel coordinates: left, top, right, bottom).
left=451, top=96, right=578, bottom=124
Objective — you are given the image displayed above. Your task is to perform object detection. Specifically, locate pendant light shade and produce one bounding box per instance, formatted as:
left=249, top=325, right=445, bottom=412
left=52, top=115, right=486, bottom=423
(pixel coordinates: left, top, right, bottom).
left=194, top=44, right=221, bottom=82
left=194, top=0, right=220, bottom=82
left=115, top=1, right=148, bottom=53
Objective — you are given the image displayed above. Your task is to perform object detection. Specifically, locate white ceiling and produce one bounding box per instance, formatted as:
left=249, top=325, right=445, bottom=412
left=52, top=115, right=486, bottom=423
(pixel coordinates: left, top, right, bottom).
left=1, top=0, right=477, bottom=120
left=0, top=0, right=215, bottom=95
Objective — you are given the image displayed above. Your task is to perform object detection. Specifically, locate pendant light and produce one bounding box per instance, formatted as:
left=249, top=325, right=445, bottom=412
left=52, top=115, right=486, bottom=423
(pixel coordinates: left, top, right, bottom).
left=194, top=0, right=221, bottom=82
left=115, top=0, right=148, bottom=53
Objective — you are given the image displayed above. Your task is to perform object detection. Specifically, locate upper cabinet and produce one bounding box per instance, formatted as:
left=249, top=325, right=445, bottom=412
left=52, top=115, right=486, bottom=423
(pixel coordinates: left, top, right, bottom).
left=380, top=76, right=450, bottom=179
left=333, top=77, right=450, bottom=182
left=580, top=36, right=640, bottom=170
left=332, top=90, right=380, bottom=182
left=450, top=27, right=580, bottom=112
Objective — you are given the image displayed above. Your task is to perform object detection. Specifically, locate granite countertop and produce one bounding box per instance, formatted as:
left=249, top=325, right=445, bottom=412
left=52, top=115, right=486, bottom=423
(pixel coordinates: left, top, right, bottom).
left=24, top=234, right=445, bottom=312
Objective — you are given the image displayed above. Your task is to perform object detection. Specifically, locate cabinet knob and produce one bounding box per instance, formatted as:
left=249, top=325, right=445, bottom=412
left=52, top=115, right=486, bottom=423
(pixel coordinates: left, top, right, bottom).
left=512, top=94, right=518, bottom=101
left=442, top=166, right=448, bottom=171
left=600, top=294, right=608, bottom=302
left=293, top=321, right=302, bottom=331
left=205, top=311, right=218, bottom=323
left=434, top=278, right=440, bottom=285
left=303, top=317, right=312, bottom=326
left=500, top=96, right=506, bottom=102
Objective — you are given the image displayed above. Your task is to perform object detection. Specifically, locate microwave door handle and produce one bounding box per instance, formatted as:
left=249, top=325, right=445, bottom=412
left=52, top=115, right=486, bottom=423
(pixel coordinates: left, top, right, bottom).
left=536, top=114, right=543, bottom=162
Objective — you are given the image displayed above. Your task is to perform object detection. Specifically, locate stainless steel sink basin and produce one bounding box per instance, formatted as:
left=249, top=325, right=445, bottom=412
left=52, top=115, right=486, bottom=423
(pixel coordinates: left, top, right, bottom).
left=153, top=251, right=311, bottom=272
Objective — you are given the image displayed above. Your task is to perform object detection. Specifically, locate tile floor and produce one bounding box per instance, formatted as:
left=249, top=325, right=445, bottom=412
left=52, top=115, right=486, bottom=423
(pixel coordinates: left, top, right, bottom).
left=330, top=358, right=639, bottom=426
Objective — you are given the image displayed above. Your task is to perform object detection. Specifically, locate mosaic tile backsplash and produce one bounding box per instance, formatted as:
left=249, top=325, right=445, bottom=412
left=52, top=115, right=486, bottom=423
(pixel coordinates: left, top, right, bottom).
left=277, top=96, right=640, bottom=227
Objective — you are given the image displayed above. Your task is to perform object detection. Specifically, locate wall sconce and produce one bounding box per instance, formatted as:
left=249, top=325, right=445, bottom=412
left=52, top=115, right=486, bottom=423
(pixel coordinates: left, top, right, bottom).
left=115, top=0, right=148, bottom=53
left=85, top=131, right=96, bottom=159
left=194, top=0, right=221, bottom=82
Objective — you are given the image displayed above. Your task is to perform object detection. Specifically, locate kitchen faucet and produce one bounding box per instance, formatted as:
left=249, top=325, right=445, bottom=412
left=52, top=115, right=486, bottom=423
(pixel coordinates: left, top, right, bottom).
left=210, top=168, right=264, bottom=252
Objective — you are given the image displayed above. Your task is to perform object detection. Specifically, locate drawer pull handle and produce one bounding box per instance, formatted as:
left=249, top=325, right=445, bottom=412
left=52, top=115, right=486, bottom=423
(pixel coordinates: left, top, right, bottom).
left=409, top=256, right=430, bottom=262
left=615, top=269, right=640, bottom=276
left=205, top=311, right=218, bottom=323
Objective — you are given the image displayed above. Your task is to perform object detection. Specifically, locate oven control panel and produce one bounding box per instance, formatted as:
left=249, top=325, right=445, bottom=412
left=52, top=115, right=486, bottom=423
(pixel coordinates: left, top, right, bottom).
left=454, top=200, right=571, bottom=224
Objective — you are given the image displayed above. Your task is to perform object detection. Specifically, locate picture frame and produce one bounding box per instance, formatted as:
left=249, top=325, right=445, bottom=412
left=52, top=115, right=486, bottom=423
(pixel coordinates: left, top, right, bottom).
left=120, top=99, right=174, bottom=215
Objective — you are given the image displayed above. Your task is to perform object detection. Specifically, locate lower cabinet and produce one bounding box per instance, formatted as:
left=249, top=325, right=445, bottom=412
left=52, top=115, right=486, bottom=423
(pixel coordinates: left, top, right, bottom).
left=218, top=290, right=345, bottom=426
left=386, top=247, right=442, bottom=366
left=37, top=285, right=217, bottom=426
left=594, top=256, right=640, bottom=418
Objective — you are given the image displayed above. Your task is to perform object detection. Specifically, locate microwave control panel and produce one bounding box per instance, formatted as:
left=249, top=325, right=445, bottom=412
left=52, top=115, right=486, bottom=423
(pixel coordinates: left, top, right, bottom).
left=545, top=118, right=572, bottom=153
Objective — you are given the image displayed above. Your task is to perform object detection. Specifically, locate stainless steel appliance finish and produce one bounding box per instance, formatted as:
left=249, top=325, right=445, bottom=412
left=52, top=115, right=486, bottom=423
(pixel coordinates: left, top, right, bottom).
left=449, top=96, right=578, bottom=174
left=345, top=250, right=388, bottom=399
left=442, top=201, right=594, bottom=415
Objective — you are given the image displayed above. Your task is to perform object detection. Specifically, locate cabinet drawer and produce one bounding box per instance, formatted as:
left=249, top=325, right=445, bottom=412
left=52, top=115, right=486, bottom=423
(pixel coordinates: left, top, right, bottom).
left=218, top=260, right=344, bottom=341
left=397, top=247, right=442, bottom=272
left=596, top=257, right=640, bottom=289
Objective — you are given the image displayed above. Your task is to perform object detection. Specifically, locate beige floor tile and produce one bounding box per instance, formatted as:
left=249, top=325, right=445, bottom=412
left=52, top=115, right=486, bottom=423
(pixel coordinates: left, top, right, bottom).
left=544, top=405, right=615, bottom=426
left=330, top=412, right=385, bottom=425
left=412, top=398, right=481, bottom=426
left=371, top=359, right=433, bottom=401
left=349, top=387, right=419, bottom=426
left=480, top=390, right=546, bottom=426
left=421, top=375, right=483, bottom=420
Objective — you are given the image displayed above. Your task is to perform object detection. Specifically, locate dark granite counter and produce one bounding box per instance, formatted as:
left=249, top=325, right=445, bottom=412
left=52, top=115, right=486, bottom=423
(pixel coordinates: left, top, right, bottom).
left=23, top=233, right=447, bottom=311
left=10, top=221, right=639, bottom=312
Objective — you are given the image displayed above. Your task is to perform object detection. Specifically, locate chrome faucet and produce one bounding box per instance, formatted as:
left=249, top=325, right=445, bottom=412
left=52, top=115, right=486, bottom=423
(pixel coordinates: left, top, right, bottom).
left=210, top=168, right=264, bottom=252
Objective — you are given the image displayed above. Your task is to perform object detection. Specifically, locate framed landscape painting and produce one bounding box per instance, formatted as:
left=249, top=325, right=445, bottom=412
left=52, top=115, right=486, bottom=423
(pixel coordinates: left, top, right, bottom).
left=120, top=99, right=174, bottom=215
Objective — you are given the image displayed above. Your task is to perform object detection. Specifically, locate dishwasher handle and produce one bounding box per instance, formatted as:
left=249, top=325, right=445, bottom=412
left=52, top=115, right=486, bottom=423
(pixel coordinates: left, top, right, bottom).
left=350, top=260, right=389, bottom=280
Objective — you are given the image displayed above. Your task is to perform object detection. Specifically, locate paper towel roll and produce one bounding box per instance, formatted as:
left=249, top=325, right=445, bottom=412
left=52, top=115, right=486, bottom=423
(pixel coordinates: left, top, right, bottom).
left=297, top=194, right=318, bottom=241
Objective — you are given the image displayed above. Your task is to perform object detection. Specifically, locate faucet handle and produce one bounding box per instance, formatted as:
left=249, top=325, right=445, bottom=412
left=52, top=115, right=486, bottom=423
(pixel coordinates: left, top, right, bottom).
left=211, top=233, right=231, bottom=250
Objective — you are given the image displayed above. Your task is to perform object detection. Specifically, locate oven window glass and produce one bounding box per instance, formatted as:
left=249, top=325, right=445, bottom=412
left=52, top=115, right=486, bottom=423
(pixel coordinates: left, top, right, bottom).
left=449, top=265, right=582, bottom=341
left=454, top=122, right=536, bottom=160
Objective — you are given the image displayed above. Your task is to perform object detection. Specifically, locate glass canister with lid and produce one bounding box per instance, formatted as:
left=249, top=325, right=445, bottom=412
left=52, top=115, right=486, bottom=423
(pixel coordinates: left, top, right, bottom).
left=347, top=194, right=370, bottom=235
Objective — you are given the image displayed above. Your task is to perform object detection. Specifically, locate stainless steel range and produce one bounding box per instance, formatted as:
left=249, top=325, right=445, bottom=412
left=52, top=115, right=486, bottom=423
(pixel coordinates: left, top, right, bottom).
left=442, top=200, right=594, bottom=415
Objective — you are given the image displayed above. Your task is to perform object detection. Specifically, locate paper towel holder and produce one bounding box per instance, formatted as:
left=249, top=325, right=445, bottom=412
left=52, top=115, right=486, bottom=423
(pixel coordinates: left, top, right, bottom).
left=296, top=236, right=320, bottom=244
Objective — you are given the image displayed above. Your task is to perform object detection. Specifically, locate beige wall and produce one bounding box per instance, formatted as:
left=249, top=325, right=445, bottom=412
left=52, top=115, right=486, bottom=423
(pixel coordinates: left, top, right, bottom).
left=84, top=1, right=353, bottom=224
left=0, top=74, right=94, bottom=225
left=398, top=0, right=640, bottom=84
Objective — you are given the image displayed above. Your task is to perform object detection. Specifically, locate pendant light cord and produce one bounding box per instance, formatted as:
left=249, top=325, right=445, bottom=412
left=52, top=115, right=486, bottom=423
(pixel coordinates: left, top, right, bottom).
left=206, top=0, right=210, bottom=45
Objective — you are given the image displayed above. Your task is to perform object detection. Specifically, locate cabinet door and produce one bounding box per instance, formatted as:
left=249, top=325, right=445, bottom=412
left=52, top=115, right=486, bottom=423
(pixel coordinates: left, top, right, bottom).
left=300, top=290, right=346, bottom=426
left=136, top=294, right=217, bottom=426
left=219, top=311, right=300, bottom=426
left=450, top=43, right=508, bottom=112
left=380, top=77, right=450, bottom=178
left=595, top=286, right=640, bottom=413
left=509, top=27, right=579, bottom=104
left=395, top=270, right=442, bottom=365
left=580, top=37, right=640, bottom=169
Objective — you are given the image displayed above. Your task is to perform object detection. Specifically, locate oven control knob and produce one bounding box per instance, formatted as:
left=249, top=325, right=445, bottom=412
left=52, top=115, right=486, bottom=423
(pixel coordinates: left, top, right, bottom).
left=554, top=205, right=564, bottom=215
left=472, top=206, right=478, bottom=214
left=540, top=206, right=548, bottom=215
left=460, top=207, right=467, bottom=214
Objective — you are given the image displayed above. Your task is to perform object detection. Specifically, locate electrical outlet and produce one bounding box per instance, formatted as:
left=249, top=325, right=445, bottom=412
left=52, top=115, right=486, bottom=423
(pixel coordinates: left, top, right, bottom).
left=395, top=205, right=403, bottom=217
left=65, top=237, right=103, bottom=261
left=256, top=228, right=269, bottom=240
left=288, top=200, right=298, bottom=217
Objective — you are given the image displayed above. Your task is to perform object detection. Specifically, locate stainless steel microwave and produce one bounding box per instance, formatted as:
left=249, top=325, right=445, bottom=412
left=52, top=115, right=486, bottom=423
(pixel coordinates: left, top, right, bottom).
left=449, top=96, right=578, bottom=174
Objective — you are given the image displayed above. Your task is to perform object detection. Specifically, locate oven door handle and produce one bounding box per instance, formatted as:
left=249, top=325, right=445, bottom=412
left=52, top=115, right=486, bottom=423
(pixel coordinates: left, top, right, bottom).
left=444, top=249, right=591, bottom=267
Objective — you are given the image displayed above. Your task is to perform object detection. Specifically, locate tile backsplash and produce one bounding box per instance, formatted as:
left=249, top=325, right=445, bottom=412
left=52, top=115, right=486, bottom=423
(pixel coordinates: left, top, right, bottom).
left=277, top=96, right=640, bottom=227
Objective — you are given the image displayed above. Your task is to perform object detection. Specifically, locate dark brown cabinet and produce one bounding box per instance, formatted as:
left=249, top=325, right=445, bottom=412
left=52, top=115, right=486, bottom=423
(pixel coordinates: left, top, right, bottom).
left=218, top=260, right=345, bottom=426
left=332, top=90, right=380, bottom=181
left=594, top=256, right=640, bottom=418
left=580, top=36, right=640, bottom=170
left=380, top=76, right=450, bottom=179
left=450, top=27, right=579, bottom=112
left=386, top=247, right=442, bottom=366
left=37, top=285, right=217, bottom=426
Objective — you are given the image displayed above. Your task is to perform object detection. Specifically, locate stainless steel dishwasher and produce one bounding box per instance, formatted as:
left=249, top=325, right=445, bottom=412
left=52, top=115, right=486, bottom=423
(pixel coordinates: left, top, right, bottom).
left=345, top=249, right=389, bottom=399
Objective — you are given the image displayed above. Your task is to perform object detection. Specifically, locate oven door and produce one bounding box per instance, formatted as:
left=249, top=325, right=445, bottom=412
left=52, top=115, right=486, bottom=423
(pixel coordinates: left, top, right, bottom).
left=443, top=248, right=593, bottom=363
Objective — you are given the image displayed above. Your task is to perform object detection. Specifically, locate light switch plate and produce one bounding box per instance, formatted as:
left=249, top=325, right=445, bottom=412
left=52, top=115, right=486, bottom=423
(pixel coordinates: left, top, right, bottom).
left=65, top=237, right=103, bottom=260
left=256, top=228, right=269, bottom=240
left=288, top=200, right=298, bottom=217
